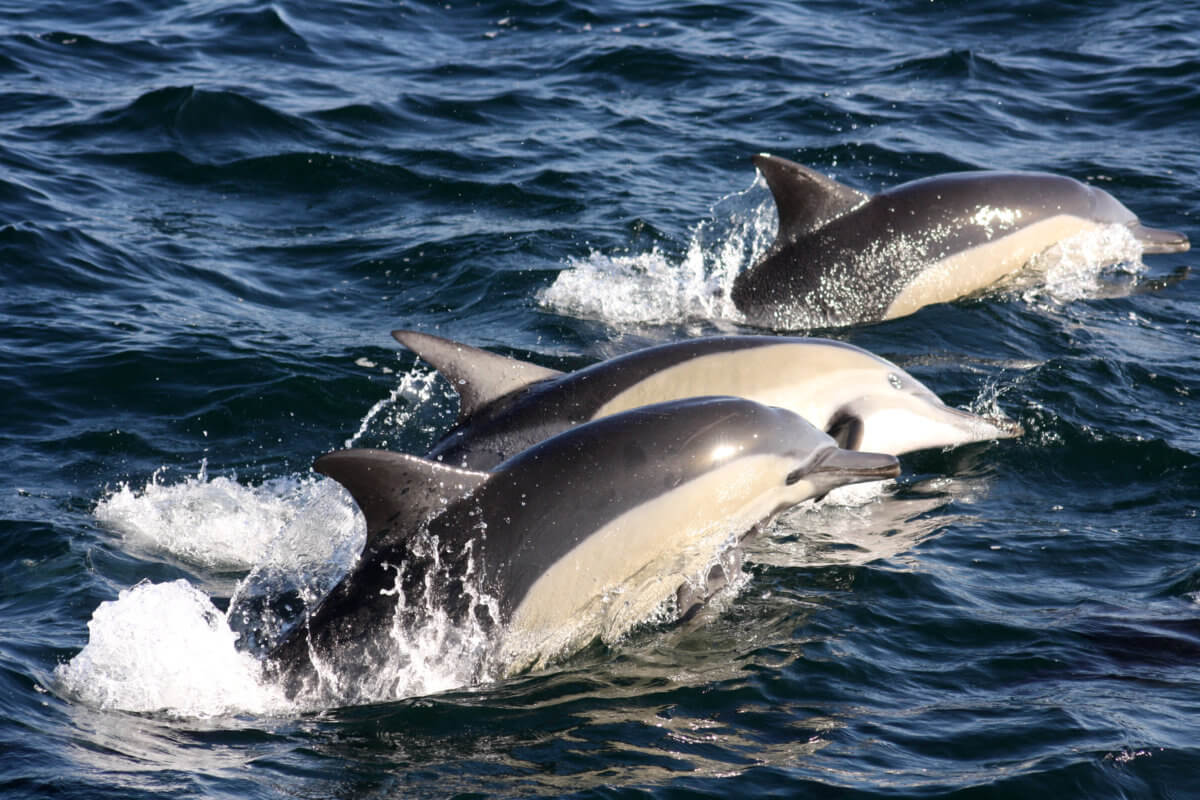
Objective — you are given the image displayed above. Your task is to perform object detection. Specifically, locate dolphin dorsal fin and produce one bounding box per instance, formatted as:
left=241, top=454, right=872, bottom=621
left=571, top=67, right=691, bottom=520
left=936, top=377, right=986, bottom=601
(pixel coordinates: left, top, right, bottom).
left=392, top=330, right=563, bottom=421
left=314, top=449, right=488, bottom=547
left=752, top=154, right=869, bottom=244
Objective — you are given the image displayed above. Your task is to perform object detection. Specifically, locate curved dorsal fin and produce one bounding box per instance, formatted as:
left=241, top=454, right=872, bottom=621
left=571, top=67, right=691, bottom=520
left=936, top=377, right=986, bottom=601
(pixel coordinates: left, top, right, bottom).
left=314, top=448, right=488, bottom=548
left=392, top=330, right=563, bottom=421
left=752, top=153, right=869, bottom=244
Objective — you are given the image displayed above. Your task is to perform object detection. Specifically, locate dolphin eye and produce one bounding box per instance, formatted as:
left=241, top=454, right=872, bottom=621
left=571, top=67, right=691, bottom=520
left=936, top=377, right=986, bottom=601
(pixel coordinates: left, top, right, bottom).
left=785, top=469, right=802, bottom=486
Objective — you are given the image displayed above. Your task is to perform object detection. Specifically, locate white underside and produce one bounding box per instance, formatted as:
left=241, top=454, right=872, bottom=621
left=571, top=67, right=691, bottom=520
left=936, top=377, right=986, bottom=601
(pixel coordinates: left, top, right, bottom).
left=499, top=454, right=811, bottom=673
left=590, top=343, right=1011, bottom=455
left=883, top=214, right=1099, bottom=319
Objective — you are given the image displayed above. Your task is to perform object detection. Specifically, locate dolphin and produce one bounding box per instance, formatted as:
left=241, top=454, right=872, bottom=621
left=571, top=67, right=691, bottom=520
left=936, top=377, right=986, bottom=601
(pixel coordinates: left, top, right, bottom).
left=731, top=154, right=1190, bottom=328
left=392, top=329, right=1021, bottom=470
left=266, top=396, right=899, bottom=699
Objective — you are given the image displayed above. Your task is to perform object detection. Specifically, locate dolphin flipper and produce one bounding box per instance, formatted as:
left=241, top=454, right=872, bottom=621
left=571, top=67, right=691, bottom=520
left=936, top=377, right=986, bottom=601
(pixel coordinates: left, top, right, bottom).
left=314, top=449, right=488, bottom=546
left=392, top=330, right=564, bottom=421
left=752, top=153, right=868, bottom=244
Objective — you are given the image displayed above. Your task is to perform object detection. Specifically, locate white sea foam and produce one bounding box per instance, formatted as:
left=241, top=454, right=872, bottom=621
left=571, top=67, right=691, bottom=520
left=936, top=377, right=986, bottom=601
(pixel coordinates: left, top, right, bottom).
left=55, top=558, right=503, bottom=715
left=538, top=179, right=773, bottom=326
left=66, top=362, right=480, bottom=715
left=91, top=365, right=446, bottom=575
left=94, top=466, right=356, bottom=573
left=54, top=580, right=289, bottom=717
left=294, top=532, right=504, bottom=706
left=1008, top=223, right=1145, bottom=304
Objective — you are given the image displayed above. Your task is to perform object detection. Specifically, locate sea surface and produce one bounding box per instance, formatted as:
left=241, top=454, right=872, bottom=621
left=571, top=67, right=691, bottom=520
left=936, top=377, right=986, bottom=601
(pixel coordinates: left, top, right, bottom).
left=2, top=0, right=1199, bottom=797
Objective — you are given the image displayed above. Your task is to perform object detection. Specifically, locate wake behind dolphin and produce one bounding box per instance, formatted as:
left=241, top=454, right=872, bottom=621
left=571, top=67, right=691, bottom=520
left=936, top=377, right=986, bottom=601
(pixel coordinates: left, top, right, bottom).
left=732, top=154, right=1190, bottom=328
left=266, top=396, right=899, bottom=702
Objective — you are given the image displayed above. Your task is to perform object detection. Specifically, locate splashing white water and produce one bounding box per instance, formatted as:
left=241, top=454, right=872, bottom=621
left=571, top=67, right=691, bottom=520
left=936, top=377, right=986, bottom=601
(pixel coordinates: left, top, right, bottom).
left=92, top=365, right=446, bottom=574
left=343, top=363, right=451, bottom=450
left=55, top=581, right=289, bottom=717
left=538, top=179, right=773, bottom=326
left=1014, top=223, right=1145, bottom=304
left=300, top=531, right=504, bottom=705
left=94, top=467, right=357, bottom=573
left=64, top=362, right=481, bottom=716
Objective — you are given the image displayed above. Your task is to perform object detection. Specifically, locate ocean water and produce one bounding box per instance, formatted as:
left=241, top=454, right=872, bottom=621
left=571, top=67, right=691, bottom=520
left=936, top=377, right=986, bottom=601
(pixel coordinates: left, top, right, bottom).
left=2, top=0, right=1199, bottom=796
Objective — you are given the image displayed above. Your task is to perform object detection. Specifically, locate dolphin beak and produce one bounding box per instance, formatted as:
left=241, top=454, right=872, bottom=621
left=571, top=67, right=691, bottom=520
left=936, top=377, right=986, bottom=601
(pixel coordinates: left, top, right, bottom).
left=849, top=397, right=1024, bottom=456
left=809, top=448, right=901, bottom=483
left=937, top=404, right=1024, bottom=441
left=1130, top=222, right=1190, bottom=254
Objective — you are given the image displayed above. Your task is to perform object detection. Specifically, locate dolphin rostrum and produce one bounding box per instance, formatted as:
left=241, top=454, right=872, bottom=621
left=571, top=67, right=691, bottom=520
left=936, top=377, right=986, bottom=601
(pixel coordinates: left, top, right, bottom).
left=731, top=154, right=1190, bottom=328
left=392, top=330, right=1021, bottom=470
left=266, top=396, right=899, bottom=700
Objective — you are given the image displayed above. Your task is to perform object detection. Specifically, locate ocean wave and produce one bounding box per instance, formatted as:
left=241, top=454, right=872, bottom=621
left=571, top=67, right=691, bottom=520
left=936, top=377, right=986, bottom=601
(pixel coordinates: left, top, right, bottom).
left=39, top=86, right=319, bottom=163
left=1, top=0, right=1197, bottom=793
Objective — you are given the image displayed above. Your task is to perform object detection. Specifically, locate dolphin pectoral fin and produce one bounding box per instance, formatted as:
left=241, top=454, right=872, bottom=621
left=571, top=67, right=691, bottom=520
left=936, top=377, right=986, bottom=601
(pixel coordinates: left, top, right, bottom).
left=1128, top=222, right=1190, bottom=255
left=752, top=153, right=869, bottom=244
left=314, top=449, right=489, bottom=547
left=392, top=330, right=564, bottom=421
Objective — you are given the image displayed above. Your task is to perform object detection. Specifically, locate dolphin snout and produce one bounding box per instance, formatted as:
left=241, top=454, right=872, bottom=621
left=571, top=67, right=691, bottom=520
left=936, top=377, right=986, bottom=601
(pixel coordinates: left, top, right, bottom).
left=1130, top=222, right=1190, bottom=255
left=809, top=448, right=901, bottom=481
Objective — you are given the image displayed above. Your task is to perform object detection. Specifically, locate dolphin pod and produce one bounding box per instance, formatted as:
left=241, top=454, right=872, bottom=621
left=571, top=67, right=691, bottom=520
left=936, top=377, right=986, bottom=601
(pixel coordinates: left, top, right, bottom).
left=257, top=153, right=1187, bottom=699
left=392, top=329, right=1021, bottom=470
left=732, top=154, right=1189, bottom=328
left=267, top=397, right=899, bottom=699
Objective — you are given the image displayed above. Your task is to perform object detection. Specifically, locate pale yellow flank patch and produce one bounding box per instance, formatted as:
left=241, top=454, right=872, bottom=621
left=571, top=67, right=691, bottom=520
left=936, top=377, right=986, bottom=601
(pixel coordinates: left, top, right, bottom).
left=593, top=344, right=881, bottom=423
left=884, top=214, right=1100, bottom=320
left=499, top=454, right=805, bottom=673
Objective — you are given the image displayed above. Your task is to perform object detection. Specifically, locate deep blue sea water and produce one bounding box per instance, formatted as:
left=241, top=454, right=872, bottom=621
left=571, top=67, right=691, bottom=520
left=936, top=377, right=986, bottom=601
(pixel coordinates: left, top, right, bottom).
left=2, top=0, right=1199, bottom=797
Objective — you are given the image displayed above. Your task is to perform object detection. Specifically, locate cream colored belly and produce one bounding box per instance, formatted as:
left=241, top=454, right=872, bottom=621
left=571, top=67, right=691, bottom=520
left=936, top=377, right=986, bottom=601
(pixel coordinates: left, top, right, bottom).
left=498, top=455, right=791, bottom=673
left=592, top=343, right=884, bottom=424
left=884, top=214, right=1098, bottom=320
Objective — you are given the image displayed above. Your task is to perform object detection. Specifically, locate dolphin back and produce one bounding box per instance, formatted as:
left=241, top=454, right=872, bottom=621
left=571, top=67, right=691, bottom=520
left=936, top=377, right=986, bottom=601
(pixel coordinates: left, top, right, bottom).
left=735, top=155, right=1191, bottom=328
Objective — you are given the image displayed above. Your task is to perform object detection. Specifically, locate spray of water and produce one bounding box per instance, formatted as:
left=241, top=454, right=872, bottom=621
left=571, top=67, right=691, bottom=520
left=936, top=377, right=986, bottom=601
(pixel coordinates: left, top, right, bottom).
left=58, top=363, right=472, bottom=716
left=538, top=178, right=773, bottom=326
left=54, top=580, right=290, bottom=717
left=64, top=196, right=1119, bottom=716
left=540, top=178, right=1149, bottom=329
left=1011, top=223, right=1145, bottom=304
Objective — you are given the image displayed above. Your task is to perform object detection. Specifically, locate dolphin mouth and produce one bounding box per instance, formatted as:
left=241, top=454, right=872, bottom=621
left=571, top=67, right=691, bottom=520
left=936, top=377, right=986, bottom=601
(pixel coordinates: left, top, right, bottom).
left=986, top=416, right=1025, bottom=438
left=805, top=448, right=901, bottom=482
left=1129, top=222, right=1190, bottom=254
left=939, top=403, right=1024, bottom=440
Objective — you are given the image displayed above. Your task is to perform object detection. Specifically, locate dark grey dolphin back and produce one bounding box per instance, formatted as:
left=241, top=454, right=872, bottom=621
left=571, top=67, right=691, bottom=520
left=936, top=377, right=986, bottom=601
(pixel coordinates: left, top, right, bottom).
left=313, top=449, right=487, bottom=548
left=265, top=451, right=490, bottom=692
